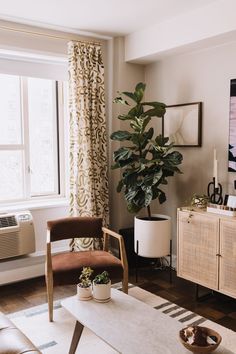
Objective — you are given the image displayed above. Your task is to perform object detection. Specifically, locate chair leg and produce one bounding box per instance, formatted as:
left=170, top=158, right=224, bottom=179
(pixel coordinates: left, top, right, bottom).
left=122, top=269, right=128, bottom=294
left=46, top=272, right=54, bottom=322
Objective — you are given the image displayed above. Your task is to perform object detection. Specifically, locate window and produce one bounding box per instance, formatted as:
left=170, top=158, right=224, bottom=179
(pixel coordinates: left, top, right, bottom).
left=0, top=73, right=61, bottom=203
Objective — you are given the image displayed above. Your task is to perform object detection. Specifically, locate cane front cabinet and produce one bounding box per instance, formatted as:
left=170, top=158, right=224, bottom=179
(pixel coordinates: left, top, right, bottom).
left=177, top=208, right=236, bottom=299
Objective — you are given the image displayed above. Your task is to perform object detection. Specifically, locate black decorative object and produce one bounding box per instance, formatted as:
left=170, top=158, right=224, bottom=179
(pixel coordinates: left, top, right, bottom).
left=229, top=79, right=236, bottom=171
left=207, top=177, right=223, bottom=204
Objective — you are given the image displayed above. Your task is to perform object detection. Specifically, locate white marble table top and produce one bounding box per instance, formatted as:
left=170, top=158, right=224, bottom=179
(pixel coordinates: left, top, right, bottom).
left=61, top=289, right=232, bottom=354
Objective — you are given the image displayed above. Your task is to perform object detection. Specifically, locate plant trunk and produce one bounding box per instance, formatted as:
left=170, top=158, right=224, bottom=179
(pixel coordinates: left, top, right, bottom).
left=147, top=205, right=151, bottom=220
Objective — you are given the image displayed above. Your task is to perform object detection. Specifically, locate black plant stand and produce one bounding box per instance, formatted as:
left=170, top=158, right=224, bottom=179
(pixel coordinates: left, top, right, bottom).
left=135, top=239, right=172, bottom=283
left=119, top=228, right=155, bottom=268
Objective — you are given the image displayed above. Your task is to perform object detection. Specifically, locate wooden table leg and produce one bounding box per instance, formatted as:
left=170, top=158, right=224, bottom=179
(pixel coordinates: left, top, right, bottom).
left=69, top=320, right=84, bottom=354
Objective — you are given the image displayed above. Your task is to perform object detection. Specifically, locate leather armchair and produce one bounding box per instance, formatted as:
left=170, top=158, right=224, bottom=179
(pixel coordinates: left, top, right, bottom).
left=0, top=313, right=41, bottom=354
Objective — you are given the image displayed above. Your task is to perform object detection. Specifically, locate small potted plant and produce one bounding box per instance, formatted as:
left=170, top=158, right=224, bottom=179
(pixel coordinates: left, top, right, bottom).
left=93, top=271, right=111, bottom=302
left=77, top=267, right=93, bottom=300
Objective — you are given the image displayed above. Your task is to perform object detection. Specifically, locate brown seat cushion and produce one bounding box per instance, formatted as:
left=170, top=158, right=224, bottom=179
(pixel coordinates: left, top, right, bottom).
left=52, top=250, right=123, bottom=285
left=0, top=313, right=41, bottom=354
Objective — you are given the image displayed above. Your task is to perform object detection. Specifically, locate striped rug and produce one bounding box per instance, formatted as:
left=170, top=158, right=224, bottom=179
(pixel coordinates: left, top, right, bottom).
left=7, top=283, right=236, bottom=354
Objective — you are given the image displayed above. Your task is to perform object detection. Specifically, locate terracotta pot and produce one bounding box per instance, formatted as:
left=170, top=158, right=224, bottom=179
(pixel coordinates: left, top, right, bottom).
left=77, top=284, right=92, bottom=300
left=93, top=280, right=111, bottom=302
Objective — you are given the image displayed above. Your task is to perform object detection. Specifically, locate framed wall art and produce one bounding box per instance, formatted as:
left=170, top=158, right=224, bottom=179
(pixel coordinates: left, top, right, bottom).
left=162, top=102, right=202, bottom=147
left=229, top=79, right=236, bottom=171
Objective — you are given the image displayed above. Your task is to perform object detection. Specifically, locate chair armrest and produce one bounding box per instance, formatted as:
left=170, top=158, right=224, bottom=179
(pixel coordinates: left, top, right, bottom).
left=46, top=229, right=51, bottom=244
left=102, top=227, right=128, bottom=272
left=46, top=230, right=52, bottom=273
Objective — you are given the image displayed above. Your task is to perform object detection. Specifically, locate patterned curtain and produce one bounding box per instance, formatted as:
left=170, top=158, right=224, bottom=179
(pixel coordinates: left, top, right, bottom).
left=68, top=40, right=109, bottom=251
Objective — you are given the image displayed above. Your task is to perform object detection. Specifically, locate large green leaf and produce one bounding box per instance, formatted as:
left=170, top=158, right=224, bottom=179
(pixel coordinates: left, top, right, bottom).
left=125, top=189, right=138, bottom=202
left=123, top=172, right=139, bottom=188
left=144, top=171, right=162, bottom=187
left=142, top=101, right=166, bottom=107
left=118, top=158, right=136, bottom=168
left=127, top=202, right=142, bottom=213
left=118, top=114, right=134, bottom=121
left=130, top=117, right=143, bottom=132
left=140, top=133, right=154, bottom=150
left=136, top=163, right=146, bottom=173
left=113, top=96, right=129, bottom=105
left=113, top=147, right=133, bottom=162
left=143, top=106, right=166, bottom=117
left=111, top=82, right=183, bottom=214
left=128, top=104, right=143, bottom=118
left=130, top=133, right=142, bottom=146
left=132, top=190, right=146, bottom=207
left=155, top=134, right=165, bottom=146
left=141, top=116, right=151, bottom=132
left=134, top=82, right=146, bottom=103
left=143, top=127, right=154, bottom=140
left=110, top=131, right=132, bottom=141
left=155, top=135, right=170, bottom=146
left=122, top=91, right=137, bottom=103
left=158, top=189, right=166, bottom=204
left=164, top=151, right=183, bottom=165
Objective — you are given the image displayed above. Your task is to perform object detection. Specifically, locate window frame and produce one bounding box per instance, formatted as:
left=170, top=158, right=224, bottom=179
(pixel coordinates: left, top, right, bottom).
left=0, top=74, right=67, bottom=206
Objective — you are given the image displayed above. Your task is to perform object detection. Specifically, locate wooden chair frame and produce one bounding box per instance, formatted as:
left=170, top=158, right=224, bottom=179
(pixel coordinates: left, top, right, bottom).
left=46, top=226, right=128, bottom=322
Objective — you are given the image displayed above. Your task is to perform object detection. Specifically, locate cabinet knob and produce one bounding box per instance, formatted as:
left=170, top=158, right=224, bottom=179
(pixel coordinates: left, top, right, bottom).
left=216, top=254, right=222, bottom=257
left=187, top=214, right=193, bottom=223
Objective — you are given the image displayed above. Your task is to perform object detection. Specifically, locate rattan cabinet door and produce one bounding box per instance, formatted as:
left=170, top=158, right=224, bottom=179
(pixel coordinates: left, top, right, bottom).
left=177, top=210, right=219, bottom=290
left=219, top=219, right=236, bottom=298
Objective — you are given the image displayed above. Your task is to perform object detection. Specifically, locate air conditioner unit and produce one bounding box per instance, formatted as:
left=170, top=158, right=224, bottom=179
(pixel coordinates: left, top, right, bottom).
left=0, top=211, right=35, bottom=260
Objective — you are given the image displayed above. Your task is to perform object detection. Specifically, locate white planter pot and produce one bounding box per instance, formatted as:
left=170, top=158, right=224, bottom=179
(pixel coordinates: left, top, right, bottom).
left=134, top=214, right=171, bottom=258
left=77, top=284, right=92, bottom=301
left=93, top=280, right=111, bottom=302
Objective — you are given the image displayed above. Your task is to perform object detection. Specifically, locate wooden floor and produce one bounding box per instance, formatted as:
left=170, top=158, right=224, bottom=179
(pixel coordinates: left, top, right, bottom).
left=1, top=265, right=236, bottom=331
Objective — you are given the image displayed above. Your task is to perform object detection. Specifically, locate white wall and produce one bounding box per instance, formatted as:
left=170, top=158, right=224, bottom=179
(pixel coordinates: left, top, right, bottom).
left=144, top=41, right=236, bottom=252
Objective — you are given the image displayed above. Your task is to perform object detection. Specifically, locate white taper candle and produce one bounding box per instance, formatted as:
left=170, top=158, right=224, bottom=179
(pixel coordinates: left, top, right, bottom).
left=213, top=149, right=218, bottom=188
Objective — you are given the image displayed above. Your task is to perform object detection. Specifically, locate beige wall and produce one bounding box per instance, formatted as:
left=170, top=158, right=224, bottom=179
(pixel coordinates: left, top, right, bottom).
left=144, top=41, right=236, bottom=252
left=109, top=37, right=145, bottom=231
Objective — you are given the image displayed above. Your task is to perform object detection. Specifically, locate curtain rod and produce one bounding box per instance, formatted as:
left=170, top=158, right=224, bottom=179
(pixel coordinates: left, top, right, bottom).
left=0, top=24, right=102, bottom=45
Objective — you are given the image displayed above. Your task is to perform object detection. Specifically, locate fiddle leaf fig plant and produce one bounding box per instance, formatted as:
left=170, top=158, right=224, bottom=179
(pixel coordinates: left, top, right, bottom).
left=111, top=82, right=183, bottom=218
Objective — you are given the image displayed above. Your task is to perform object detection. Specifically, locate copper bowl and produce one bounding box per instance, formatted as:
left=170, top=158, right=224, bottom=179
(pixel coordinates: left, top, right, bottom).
left=179, top=326, right=222, bottom=353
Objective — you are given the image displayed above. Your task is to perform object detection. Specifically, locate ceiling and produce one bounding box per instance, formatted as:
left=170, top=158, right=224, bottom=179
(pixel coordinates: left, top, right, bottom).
left=0, top=0, right=217, bottom=36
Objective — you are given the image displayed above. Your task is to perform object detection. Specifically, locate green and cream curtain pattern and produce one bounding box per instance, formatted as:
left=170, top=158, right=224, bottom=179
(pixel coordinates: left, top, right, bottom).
left=68, top=40, right=109, bottom=251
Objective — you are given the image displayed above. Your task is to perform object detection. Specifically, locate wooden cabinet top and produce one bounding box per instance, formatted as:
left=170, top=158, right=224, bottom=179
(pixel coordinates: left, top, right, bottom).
left=178, top=207, right=236, bottom=222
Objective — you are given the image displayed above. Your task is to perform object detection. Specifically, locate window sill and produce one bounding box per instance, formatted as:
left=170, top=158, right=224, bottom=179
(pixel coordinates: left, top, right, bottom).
left=0, top=197, right=70, bottom=213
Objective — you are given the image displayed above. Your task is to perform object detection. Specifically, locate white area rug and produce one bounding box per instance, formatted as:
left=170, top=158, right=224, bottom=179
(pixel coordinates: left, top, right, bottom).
left=7, top=284, right=236, bottom=354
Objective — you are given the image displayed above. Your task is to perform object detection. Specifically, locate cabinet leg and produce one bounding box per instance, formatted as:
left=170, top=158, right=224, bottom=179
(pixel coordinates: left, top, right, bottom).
left=195, top=284, right=214, bottom=301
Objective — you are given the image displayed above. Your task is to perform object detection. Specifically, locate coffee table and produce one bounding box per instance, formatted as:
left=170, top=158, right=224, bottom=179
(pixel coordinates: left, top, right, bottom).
left=61, top=289, right=228, bottom=354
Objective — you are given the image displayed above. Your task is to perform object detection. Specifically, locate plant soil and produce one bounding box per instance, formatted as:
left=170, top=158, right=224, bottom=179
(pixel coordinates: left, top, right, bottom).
left=137, top=216, right=167, bottom=221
